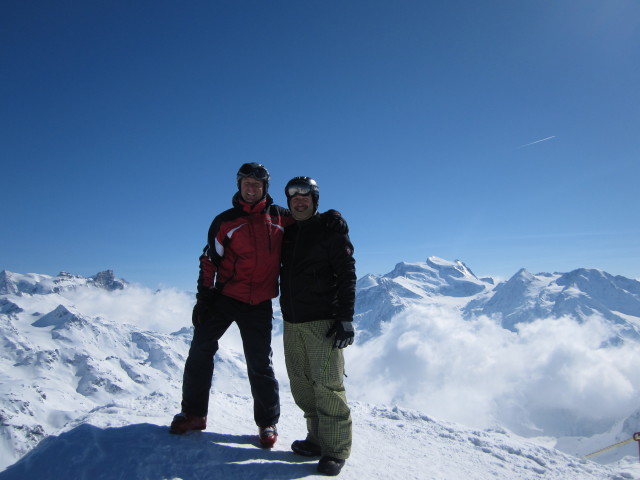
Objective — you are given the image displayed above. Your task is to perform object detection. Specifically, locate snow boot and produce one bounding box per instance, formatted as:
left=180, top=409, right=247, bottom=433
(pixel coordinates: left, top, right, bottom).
left=259, top=425, right=278, bottom=448
left=291, top=439, right=322, bottom=457
left=317, top=456, right=345, bottom=476
left=169, top=412, right=206, bottom=434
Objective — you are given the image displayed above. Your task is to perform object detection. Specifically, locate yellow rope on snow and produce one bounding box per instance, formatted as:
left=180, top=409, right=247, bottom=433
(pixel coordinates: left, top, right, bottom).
left=584, top=434, right=638, bottom=458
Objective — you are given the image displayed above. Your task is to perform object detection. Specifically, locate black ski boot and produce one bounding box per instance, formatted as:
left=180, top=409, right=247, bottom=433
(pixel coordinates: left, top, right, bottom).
left=317, top=456, right=345, bottom=476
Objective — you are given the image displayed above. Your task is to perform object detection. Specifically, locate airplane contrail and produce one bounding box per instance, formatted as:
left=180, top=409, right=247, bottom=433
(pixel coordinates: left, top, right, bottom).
left=517, top=135, right=556, bottom=149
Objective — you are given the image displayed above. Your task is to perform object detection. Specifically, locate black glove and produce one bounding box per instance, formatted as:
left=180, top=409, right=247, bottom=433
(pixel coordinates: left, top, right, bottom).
left=326, top=320, right=355, bottom=349
left=320, top=209, right=349, bottom=234
left=191, top=290, right=217, bottom=326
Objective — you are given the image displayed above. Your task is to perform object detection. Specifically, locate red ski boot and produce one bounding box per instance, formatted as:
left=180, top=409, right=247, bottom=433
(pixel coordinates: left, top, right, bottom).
left=259, top=425, right=278, bottom=448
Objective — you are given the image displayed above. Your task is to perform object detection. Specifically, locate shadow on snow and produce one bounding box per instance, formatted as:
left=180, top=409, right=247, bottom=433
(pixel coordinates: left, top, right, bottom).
left=0, top=423, right=317, bottom=480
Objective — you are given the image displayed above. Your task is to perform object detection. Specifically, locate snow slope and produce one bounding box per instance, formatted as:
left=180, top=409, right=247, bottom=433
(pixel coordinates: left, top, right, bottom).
left=0, top=393, right=631, bottom=480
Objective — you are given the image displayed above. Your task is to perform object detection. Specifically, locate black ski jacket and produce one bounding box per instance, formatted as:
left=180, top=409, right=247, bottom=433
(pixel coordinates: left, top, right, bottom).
left=279, top=213, right=356, bottom=324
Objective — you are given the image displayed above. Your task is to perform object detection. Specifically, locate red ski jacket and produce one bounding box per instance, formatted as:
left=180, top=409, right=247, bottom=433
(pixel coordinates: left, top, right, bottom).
left=197, top=193, right=293, bottom=305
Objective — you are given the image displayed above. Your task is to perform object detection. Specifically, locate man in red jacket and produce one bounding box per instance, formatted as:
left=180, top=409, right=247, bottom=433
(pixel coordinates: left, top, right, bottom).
left=169, top=163, right=288, bottom=447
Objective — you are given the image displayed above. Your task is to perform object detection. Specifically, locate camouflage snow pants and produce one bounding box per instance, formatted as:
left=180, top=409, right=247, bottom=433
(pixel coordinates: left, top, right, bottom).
left=283, top=319, right=352, bottom=460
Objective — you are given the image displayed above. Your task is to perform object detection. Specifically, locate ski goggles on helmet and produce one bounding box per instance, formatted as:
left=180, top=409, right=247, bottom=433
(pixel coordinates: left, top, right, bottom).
left=286, top=182, right=318, bottom=198
left=237, top=163, right=269, bottom=182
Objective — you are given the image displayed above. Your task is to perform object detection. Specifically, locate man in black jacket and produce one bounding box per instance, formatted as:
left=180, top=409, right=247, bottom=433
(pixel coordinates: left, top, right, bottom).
left=279, top=176, right=356, bottom=476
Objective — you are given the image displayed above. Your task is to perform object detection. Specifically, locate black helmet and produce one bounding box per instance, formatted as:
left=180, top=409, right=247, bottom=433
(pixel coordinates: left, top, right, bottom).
left=285, top=176, right=319, bottom=212
left=237, top=163, right=270, bottom=194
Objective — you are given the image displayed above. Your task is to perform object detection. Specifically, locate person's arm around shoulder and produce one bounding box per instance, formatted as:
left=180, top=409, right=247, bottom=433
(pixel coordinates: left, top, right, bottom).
left=319, top=209, right=348, bottom=234
left=271, top=204, right=295, bottom=228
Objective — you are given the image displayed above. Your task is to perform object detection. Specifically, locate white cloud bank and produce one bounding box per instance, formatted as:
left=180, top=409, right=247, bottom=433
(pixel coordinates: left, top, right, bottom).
left=344, top=305, right=640, bottom=438
left=60, top=285, right=195, bottom=334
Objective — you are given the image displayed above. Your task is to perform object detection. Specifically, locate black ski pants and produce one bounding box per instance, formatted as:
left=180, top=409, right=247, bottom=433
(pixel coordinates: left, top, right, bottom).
left=180, top=294, right=280, bottom=428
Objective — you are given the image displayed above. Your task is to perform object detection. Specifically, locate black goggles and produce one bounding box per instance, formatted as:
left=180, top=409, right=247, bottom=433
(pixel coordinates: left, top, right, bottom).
left=238, top=164, right=269, bottom=181
left=286, top=184, right=314, bottom=197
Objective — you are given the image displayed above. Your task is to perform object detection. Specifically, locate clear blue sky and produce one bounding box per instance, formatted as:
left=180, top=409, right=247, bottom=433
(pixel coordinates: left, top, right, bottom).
left=2, top=1, right=639, bottom=291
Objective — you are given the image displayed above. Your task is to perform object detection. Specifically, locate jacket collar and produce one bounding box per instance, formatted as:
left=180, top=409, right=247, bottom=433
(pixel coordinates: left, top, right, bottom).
left=233, top=192, right=272, bottom=214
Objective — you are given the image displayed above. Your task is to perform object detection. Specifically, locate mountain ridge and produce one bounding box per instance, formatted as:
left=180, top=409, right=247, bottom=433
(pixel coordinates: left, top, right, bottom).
left=354, top=258, right=640, bottom=343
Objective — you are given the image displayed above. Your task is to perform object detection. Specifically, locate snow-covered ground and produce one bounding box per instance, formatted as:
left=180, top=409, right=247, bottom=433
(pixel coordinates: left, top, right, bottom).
left=1, top=391, right=634, bottom=480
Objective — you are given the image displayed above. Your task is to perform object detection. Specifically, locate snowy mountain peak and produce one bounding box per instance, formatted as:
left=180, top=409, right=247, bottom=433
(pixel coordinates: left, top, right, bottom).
left=90, top=270, right=127, bottom=291
left=0, top=270, right=127, bottom=296
left=385, top=257, right=485, bottom=295
left=388, top=256, right=478, bottom=281
left=32, top=305, right=85, bottom=329
left=0, top=298, right=23, bottom=315
left=491, top=268, right=543, bottom=301
left=555, top=269, right=640, bottom=313
left=462, top=268, right=553, bottom=331
left=464, top=266, right=640, bottom=339
left=513, top=267, right=535, bottom=281
left=354, top=257, right=491, bottom=339
left=426, top=255, right=477, bottom=278
left=355, top=274, right=379, bottom=291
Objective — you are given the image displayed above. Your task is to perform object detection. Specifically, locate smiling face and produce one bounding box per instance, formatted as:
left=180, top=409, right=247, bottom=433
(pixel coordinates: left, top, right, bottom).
left=290, top=194, right=312, bottom=210
left=240, top=177, right=264, bottom=204
left=289, top=194, right=314, bottom=220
